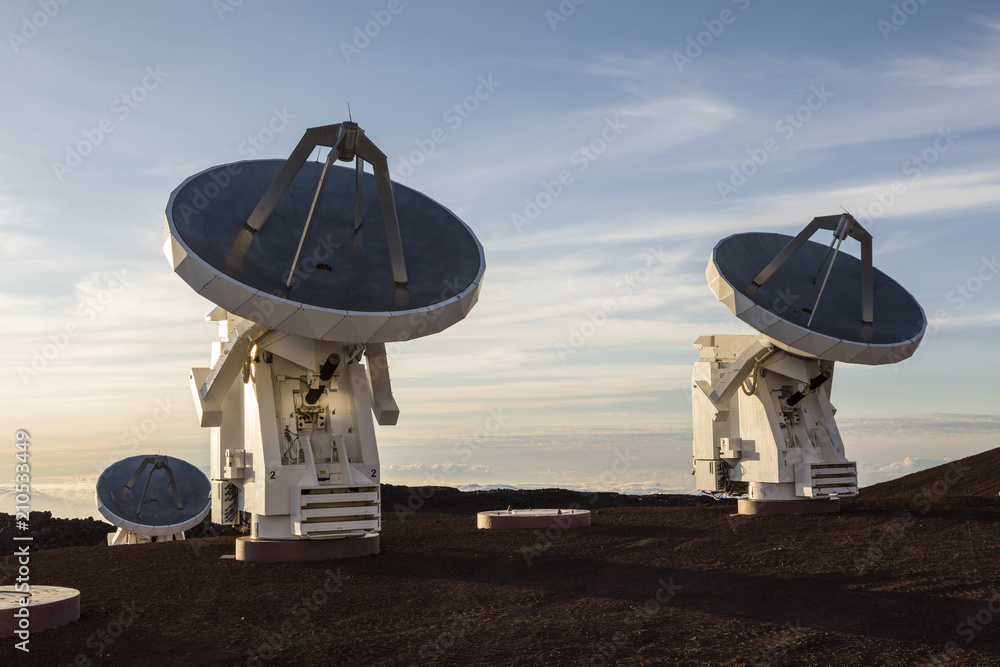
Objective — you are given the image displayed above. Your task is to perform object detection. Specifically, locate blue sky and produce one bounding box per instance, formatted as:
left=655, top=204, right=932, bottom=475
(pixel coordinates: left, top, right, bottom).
left=1, top=1, right=998, bottom=519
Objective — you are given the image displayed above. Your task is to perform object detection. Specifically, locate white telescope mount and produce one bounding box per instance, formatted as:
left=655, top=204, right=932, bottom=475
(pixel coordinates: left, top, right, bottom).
left=167, top=117, right=485, bottom=559
left=191, top=316, right=396, bottom=548
left=691, top=214, right=922, bottom=515
left=189, top=123, right=406, bottom=556
left=692, top=334, right=857, bottom=514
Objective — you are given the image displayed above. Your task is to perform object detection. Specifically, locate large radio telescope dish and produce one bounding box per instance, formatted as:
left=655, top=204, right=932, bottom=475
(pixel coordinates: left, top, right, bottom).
left=161, top=121, right=486, bottom=558
left=707, top=214, right=925, bottom=365
left=163, top=122, right=485, bottom=344
left=96, top=455, right=211, bottom=539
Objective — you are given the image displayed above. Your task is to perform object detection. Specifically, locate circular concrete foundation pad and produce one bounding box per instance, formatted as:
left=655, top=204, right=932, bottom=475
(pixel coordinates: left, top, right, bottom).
left=738, top=498, right=841, bottom=516
left=477, top=509, right=591, bottom=530
left=0, top=586, right=80, bottom=638
left=236, top=535, right=379, bottom=562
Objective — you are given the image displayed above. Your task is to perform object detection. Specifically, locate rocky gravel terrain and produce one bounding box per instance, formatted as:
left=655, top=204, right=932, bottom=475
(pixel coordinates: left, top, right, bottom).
left=2, top=452, right=999, bottom=665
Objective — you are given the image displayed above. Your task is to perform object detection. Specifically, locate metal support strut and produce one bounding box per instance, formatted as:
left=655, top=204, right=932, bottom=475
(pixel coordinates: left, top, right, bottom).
left=744, top=213, right=874, bottom=337
left=244, top=122, right=409, bottom=288
left=123, top=455, right=184, bottom=517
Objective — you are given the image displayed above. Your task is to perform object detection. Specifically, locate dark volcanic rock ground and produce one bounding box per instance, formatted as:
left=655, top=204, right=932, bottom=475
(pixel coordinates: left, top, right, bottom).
left=0, top=512, right=241, bottom=554
left=0, top=487, right=722, bottom=554
left=2, top=455, right=1000, bottom=666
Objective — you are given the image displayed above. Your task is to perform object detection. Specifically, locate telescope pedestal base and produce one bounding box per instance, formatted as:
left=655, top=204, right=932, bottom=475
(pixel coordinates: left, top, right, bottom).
left=235, top=534, right=379, bottom=562
left=737, top=498, right=840, bottom=516
left=107, top=528, right=184, bottom=545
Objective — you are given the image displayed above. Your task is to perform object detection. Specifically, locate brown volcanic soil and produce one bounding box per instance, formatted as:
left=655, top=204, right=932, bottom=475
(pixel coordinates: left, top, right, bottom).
left=862, top=447, right=1000, bottom=499
left=3, top=460, right=1000, bottom=666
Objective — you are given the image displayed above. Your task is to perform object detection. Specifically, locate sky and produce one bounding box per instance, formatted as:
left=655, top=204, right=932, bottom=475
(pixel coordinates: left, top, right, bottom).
left=1, top=1, right=998, bottom=520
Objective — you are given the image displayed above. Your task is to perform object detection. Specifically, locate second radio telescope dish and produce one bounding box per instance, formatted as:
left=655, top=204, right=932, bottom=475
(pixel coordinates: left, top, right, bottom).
left=96, top=454, right=211, bottom=541
left=163, top=124, right=485, bottom=344
left=707, top=214, right=925, bottom=365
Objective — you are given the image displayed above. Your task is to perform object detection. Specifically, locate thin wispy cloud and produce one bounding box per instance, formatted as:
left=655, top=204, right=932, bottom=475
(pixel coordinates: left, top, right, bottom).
left=0, top=3, right=997, bottom=517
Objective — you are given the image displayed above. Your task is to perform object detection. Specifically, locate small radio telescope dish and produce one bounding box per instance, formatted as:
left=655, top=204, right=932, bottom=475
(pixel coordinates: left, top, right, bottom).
left=707, top=213, right=925, bottom=365
left=96, top=454, right=211, bottom=545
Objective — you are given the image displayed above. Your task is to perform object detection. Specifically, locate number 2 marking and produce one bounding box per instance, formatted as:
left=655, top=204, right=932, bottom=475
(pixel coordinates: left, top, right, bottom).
left=370, top=469, right=376, bottom=478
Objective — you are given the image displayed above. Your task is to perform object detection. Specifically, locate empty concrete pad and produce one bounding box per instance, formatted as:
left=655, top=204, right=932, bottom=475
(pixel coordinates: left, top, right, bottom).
left=477, top=509, right=591, bottom=530
left=0, top=586, right=80, bottom=638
